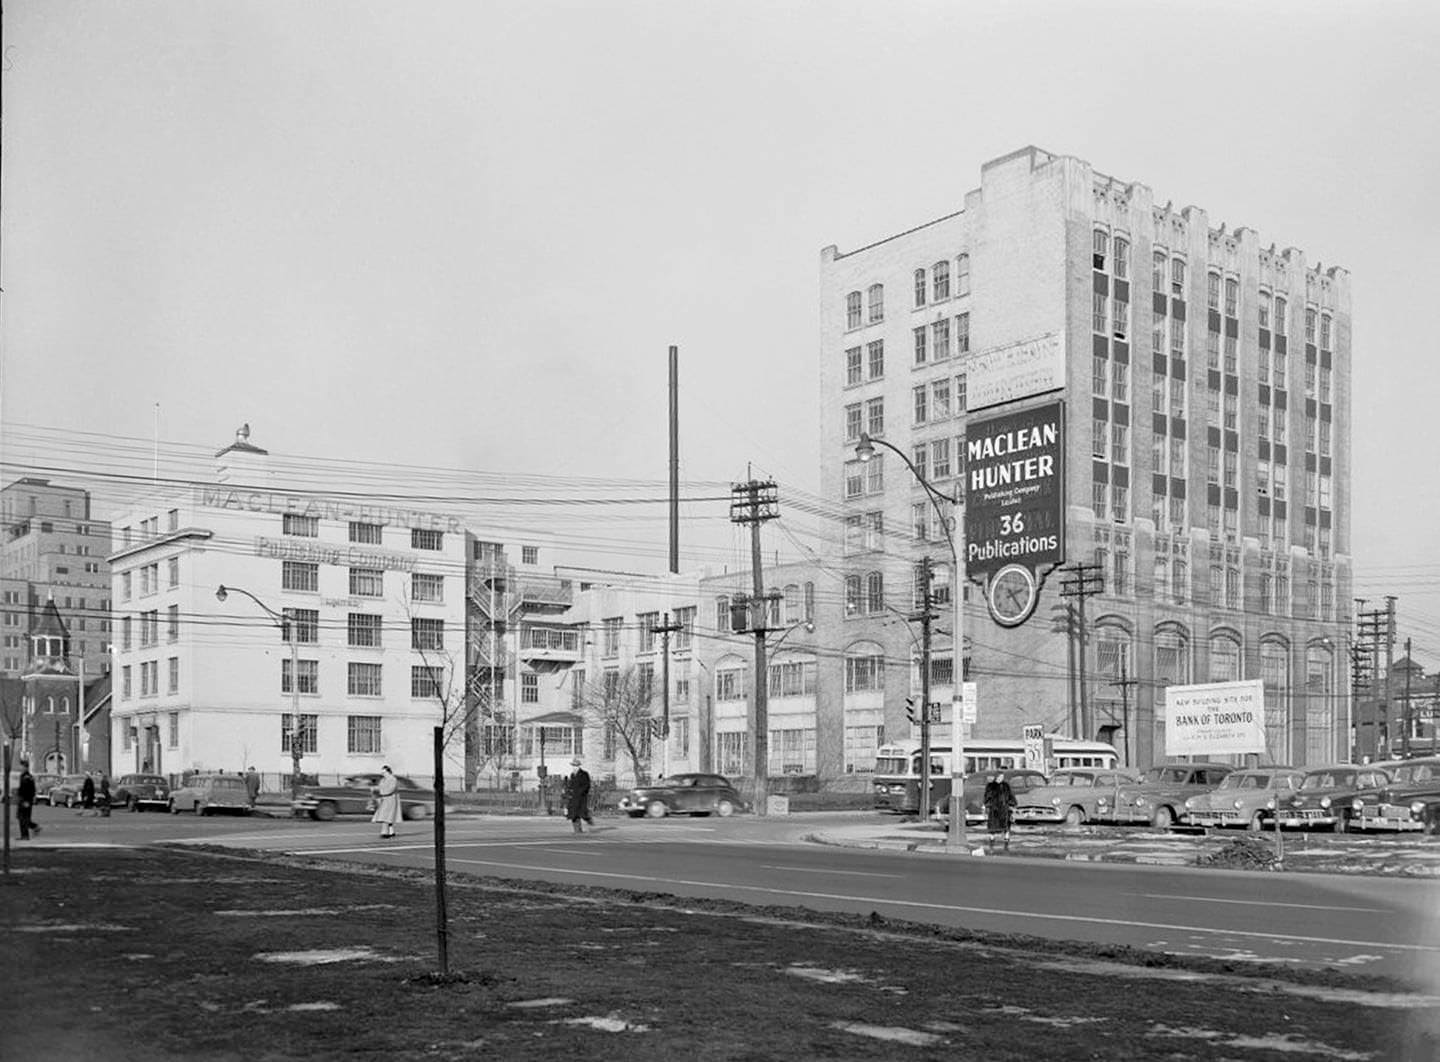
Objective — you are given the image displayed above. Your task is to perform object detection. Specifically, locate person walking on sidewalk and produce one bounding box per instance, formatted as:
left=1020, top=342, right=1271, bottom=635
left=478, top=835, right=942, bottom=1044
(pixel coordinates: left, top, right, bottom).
left=81, top=773, right=96, bottom=811
left=565, top=757, right=592, bottom=833
left=16, top=759, right=41, bottom=839
left=371, top=765, right=401, bottom=839
left=983, top=772, right=1016, bottom=852
left=244, top=766, right=261, bottom=809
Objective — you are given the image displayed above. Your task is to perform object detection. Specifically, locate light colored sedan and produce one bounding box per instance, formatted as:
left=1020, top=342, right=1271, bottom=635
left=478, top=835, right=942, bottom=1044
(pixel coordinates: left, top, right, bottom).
left=1184, top=767, right=1305, bottom=830
left=169, top=774, right=253, bottom=816
left=1013, top=769, right=1138, bottom=826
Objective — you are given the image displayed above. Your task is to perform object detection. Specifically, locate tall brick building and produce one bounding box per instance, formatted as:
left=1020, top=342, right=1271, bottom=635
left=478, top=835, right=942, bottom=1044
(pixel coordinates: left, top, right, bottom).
left=819, top=146, right=1351, bottom=770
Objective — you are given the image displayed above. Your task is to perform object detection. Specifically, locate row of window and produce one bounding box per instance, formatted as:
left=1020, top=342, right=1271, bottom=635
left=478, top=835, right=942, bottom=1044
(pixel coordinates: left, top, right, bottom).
left=281, top=514, right=443, bottom=551
left=119, top=557, right=180, bottom=601
left=841, top=253, right=974, bottom=330
left=281, top=561, right=445, bottom=602
left=120, top=509, right=181, bottom=546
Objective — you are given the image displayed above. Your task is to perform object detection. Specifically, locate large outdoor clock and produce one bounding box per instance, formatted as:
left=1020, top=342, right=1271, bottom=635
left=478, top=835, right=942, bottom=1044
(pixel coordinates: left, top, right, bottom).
left=986, top=563, right=1040, bottom=627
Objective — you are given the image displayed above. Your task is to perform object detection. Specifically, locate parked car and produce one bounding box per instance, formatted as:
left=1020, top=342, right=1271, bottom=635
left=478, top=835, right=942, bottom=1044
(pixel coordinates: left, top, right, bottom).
left=1183, top=767, right=1305, bottom=830
left=1013, top=768, right=1139, bottom=826
left=1104, top=762, right=1235, bottom=828
left=933, top=770, right=1048, bottom=823
left=1274, top=764, right=1392, bottom=832
left=45, top=773, right=91, bottom=807
left=618, top=773, right=746, bottom=818
left=113, top=773, right=171, bottom=811
left=291, top=773, right=436, bottom=821
left=169, top=774, right=253, bottom=816
left=1350, top=756, right=1440, bottom=833
left=33, top=772, right=65, bottom=802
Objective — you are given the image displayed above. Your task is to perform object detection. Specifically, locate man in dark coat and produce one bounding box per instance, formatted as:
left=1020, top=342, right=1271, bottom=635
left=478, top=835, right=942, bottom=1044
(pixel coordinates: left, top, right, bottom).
left=16, top=759, right=41, bottom=839
left=982, top=772, right=1016, bottom=852
left=81, top=773, right=96, bottom=810
left=565, top=757, right=593, bottom=833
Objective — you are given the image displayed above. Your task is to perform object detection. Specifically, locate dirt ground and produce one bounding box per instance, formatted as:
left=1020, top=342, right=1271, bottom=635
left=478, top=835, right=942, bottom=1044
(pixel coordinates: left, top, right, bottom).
left=1, top=846, right=1435, bottom=1061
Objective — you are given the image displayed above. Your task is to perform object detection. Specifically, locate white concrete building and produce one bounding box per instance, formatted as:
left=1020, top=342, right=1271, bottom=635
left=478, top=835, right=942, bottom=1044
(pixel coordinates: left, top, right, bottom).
left=107, top=428, right=467, bottom=782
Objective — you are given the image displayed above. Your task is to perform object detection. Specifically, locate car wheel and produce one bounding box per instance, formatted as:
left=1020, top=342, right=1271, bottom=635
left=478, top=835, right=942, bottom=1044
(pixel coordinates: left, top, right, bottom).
left=1064, top=805, right=1085, bottom=827
left=315, top=801, right=338, bottom=822
left=644, top=801, right=668, bottom=819
left=1151, top=806, right=1175, bottom=829
left=1247, top=811, right=1265, bottom=832
left=403, top=803, right=428, bottom=821
left=715, top=799, right=735, bottom=818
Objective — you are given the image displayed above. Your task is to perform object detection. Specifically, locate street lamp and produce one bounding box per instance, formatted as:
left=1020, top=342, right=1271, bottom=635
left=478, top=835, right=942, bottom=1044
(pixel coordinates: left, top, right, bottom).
left=216, top=584, right=303, bottom=799
left=855, top=432, right=968, bottom=851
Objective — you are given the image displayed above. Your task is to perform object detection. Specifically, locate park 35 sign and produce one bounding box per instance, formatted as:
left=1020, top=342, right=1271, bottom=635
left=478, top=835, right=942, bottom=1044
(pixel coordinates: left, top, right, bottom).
left=963, top=401, right=1065, bottom=627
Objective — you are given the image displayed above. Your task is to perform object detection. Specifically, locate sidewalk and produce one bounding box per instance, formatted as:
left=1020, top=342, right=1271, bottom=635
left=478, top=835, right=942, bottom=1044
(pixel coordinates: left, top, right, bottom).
left=802, top=814, right=1440, bottom=877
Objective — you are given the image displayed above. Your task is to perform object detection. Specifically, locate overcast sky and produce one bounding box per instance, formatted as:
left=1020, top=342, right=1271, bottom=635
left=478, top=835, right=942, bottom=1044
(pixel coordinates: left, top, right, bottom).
left=3, top=1, right=1438, bottom=661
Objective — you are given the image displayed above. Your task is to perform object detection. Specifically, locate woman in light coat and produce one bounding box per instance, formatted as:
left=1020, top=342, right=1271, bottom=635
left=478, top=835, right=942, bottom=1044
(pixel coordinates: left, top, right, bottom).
left=371, top=765, right=402, bottom=839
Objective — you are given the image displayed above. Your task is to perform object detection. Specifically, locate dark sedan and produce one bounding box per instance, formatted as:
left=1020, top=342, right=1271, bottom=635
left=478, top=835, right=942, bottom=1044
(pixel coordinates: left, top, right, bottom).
left=618, top=773, right=746, bottom=818
left=114, top=773, right=171, bottom=811
left=1275, top=764, right=1391, bottom=831
left=46, top=774, right=91, bottom=807
left=1105, top=762, right=1235, bottom=828
left=291, top=773, right=436, bottom=821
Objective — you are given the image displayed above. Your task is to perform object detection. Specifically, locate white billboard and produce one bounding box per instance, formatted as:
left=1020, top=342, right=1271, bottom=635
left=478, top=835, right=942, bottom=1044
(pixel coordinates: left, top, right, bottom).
left=1164, top=680, right=1267, bottom=757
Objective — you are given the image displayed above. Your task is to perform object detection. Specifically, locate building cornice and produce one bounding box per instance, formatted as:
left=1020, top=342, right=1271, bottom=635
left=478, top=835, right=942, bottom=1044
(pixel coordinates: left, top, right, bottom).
left=107, top=527, right=214, bottom=565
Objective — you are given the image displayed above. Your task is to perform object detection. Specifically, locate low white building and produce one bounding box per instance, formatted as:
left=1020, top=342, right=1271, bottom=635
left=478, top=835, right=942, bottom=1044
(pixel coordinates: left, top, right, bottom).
left=107, top=428, right=467, bottom=784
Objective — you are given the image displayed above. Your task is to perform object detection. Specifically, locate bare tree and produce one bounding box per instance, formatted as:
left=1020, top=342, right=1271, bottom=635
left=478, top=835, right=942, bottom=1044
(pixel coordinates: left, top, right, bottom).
left=573, top=665, right=657, bottom=786
left=0, top=678, right=25, bottom=747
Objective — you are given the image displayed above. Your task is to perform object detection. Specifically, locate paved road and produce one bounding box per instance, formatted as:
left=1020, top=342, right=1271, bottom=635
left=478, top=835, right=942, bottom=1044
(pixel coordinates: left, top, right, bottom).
left=43, top=804, right=1435, bottom=982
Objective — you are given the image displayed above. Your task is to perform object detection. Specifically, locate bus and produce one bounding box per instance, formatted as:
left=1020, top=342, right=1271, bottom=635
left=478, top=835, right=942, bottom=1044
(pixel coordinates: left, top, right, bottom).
left=872, top=736, right=1120, bottom=814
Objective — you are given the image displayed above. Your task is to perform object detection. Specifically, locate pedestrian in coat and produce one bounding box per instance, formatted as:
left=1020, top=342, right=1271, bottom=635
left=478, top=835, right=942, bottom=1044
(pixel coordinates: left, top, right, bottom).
left=565, top=757, right=592, bottom=833
left=81, top=773, right=96, bottom=810
left=371, top=765, right=401, bottom=839
left=982, top=772, right=1016, bottom=852
left=98, top=774, right=112, bottom=817
left=15, top=759, right=41, bottom=839
left=244, top=766, right=261, bottom=809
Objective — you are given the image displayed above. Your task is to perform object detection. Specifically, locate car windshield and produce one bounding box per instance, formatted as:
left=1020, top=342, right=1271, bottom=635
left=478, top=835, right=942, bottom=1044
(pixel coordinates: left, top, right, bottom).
left=1145, top=767, right=1189, bottom=785
left=342, top=776, right=379, bottom=787
left=131, top=776, right=165, bottom=785
left=1238, top=773, right=1271, bottom=789
left=1216, top=773, right=1247, bottom=790
left=1301, top=771, right=1355, bottom=790
left=1055, top=774, right=1094, bottom=787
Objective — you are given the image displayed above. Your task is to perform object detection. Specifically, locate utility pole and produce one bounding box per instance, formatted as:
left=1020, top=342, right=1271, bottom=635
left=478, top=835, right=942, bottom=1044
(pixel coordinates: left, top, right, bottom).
left=1356, top=602, right=1387, bottom=759
left=730, top=478, right=778, bottom=812
left=1059, top=563, right=1104, bottom=740
left=668, top=345, right=680, bottom=575
left=1050, top=602, right=1079, bottom=739
left=1403, top=635, right=1413, bottom=760
left=1384, top=596, right=1397, bottom=758
left=652, top=612, right=683, bottom=779
left=915, top=557, right=936, bottom=821
left=1108, top=658, right=1139, bottom=768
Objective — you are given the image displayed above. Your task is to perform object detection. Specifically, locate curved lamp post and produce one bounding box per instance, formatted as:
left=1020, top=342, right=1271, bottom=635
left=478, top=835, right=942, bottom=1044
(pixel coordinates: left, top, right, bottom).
left=855, top=432, right=968, bottom=852
left=217, top=584, right=303, bottom=799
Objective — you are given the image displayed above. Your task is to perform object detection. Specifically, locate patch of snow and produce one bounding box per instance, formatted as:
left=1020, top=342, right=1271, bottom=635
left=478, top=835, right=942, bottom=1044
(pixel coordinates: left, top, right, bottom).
left=216, top=904, right=394, bottom=917
left=508, top=998, right=574, bottom=1009
left=831, top=1022, right=943, bottom=1047
left=123, top=954, right=156, bottom=961
left=254, top=947, right=400, bottom=965
left=12, top=923, right=134, bottom=933
left=786, top=965, right=868, bottom=985
left=557, top=1015, right=650, bottom=1033
left=287, top=1002, right=341, bottom=1012
left=1148, top=1024, right=1375, bottom=1060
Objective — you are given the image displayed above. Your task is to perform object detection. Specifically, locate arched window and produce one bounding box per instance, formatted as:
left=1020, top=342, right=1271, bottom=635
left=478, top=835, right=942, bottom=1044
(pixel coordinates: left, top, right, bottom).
left=956, top=253, right=971, bottom=296
left=843, top=641, right=886, bottom=694
left=783, top=584, right=800, bottom=624
left=846, top=291, right=862, bottom=329
left=867, top=283, right=885, bottom=323
left=932, top=261, right=950, bottom=301
left=844, top=575, right=862, bottom=615
left=1305, top=643, right=1335, bottom=763
left=1260, top=638, right=1291, bottom=762
left=1208, top=631, right=1241, bottom=684
left=914, top=268, right=927, bottom=308
left=865, top=571, right=885, bottom=614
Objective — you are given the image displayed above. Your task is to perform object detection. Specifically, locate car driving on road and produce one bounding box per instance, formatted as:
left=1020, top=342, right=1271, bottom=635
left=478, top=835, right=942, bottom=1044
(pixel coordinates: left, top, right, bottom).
left=291, top=773, right=436, bottom=821
left=618, top=773, right=746, bottom=818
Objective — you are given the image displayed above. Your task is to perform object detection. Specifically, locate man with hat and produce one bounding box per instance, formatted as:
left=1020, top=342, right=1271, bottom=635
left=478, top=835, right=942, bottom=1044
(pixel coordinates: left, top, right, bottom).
left=16, top=758, right=41, bottom=840
left=564, top=756, right=592, bottom=833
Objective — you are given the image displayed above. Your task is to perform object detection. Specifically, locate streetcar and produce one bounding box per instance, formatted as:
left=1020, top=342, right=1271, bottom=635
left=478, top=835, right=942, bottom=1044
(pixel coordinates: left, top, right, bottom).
left=872, top=736, right=1120, bottom=814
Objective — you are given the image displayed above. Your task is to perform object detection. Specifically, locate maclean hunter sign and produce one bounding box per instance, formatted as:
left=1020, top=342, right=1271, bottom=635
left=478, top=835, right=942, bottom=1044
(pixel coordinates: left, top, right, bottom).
left=964, top=400, right=1065, bottom=627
